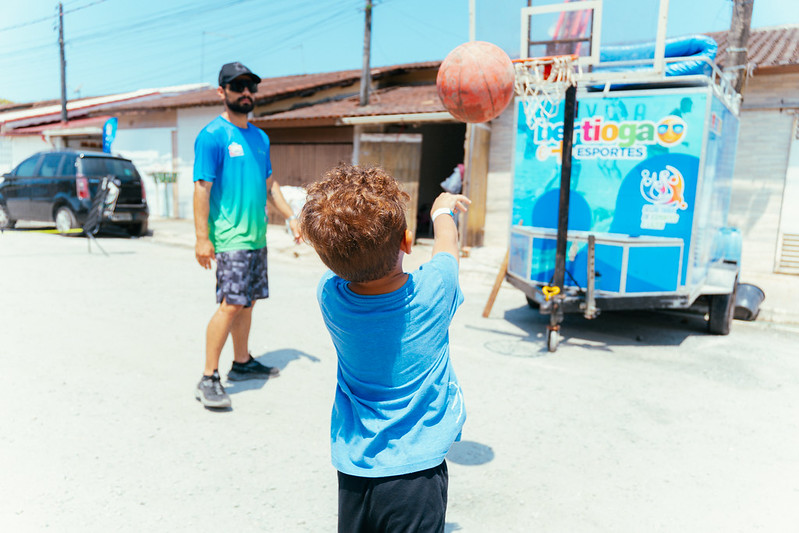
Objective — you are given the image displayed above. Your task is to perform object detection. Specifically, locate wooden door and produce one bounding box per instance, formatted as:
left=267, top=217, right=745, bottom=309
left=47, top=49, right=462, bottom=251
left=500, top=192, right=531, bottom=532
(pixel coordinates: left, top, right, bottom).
left=269, top=142, right=353, bottom=223
left=357, top=133, right=423, bottom=238
left=462, top=122, right=491, bottom=247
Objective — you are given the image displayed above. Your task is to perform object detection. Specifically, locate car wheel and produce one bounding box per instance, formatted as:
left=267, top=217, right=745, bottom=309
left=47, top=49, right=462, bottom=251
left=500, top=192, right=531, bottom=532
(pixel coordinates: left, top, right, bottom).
left=708, top=279, right=738, bottom=336
left=55, top=206, right=79, bottom=235
left=127, top=219, right=148, bottom=237
left=0, top=205, right=16, bottom=229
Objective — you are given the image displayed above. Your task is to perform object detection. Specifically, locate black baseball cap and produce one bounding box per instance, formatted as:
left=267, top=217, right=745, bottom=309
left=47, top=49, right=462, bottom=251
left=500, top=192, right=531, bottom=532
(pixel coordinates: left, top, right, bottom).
left=218, top=62, right=261, bottom=87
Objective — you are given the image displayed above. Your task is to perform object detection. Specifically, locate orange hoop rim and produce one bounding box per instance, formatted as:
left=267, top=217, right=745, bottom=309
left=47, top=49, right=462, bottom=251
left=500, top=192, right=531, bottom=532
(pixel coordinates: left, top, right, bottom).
left=512, top=53, right=579, bottom=65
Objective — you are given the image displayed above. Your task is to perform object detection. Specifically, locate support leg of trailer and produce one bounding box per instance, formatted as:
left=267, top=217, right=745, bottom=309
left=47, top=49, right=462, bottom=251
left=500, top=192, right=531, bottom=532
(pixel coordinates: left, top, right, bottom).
left=585, top=234, right=597, bottom=319
left=546, top=83, right=578, bottom=352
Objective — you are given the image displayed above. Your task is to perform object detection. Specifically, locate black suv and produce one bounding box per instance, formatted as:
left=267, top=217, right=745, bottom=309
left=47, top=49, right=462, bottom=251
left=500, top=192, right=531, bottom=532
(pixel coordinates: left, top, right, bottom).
left=0, top=150, right=149, bottom=236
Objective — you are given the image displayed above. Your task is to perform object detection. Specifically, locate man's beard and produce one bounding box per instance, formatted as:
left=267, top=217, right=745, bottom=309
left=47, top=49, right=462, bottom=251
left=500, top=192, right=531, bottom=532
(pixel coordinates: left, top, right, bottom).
left=226, top=95, right=253, bottom=114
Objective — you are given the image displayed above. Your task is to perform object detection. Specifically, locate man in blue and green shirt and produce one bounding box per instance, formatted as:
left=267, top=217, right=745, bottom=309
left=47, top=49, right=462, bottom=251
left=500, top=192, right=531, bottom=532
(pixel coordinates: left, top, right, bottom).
left=193, top=62, right=300, bottom=409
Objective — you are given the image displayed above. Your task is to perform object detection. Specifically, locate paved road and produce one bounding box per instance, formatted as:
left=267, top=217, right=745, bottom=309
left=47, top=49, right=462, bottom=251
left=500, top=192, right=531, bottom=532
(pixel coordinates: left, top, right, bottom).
left=1, top=230, right=797, bottom=532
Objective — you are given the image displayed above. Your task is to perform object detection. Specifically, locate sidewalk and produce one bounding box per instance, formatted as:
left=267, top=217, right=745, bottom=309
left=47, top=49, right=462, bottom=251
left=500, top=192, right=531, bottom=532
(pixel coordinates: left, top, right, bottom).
left=147, top=217, right=799, bottom=326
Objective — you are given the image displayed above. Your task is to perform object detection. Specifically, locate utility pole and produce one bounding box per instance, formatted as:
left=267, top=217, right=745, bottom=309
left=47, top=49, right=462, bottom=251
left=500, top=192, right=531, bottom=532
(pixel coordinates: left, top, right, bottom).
left=359, top=0, right=372, bottom=106
left=58, top=2, right=68, bottom=123
left=728, top=0, right=754, bottom=94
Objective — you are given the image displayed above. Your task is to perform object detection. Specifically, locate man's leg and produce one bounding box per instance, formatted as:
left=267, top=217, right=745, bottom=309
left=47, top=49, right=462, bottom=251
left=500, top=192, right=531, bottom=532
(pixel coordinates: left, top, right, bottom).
left=230, top=302, right=255, bottom=364
left=204, top=300, right=244, bottom=376
left=226, top=299, right=280, bottom=381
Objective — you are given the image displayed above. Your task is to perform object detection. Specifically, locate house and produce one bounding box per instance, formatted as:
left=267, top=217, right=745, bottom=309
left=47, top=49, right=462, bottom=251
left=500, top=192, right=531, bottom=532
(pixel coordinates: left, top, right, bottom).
left=2, top=24, right=797, bottom=274
left=0, top=63, right=469, bottom=235
left=0, top=84, right=210, bottom=215
left=709, top=25, right=799, bottom=275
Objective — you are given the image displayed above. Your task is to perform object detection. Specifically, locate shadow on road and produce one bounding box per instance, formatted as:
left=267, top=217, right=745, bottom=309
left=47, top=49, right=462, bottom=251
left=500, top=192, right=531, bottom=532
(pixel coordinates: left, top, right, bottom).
left=225, top=348, right=321, bottom=395
left=447, top=440, right=495, bottom=466
left=473, top=305, right=712, bottom=358
left=5, top=223, right=148, bottom=239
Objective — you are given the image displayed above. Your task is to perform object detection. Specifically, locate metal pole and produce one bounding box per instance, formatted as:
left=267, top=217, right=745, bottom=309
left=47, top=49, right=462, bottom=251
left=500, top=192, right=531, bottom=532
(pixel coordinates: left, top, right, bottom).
left=653, top=0, right=670, bottom=75
left=469, top=0, right=475, bottom=42
left=359, top=0, right=372, bottom=106
left=552, top=84, right=577, bottom=291
left=58, top=2, right=67, bottom=124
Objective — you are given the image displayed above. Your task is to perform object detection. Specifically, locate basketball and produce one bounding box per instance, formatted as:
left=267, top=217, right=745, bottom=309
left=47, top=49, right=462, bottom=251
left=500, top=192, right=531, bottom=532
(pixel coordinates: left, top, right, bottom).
left=436, top=41, right=516, bottom=123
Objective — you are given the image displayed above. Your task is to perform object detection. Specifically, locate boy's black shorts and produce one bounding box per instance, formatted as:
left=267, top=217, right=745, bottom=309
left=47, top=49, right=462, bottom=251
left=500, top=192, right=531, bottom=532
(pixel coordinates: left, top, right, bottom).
left=215, top=247, right=269, bottom=308
left=337, top=460, right=448, bottom=533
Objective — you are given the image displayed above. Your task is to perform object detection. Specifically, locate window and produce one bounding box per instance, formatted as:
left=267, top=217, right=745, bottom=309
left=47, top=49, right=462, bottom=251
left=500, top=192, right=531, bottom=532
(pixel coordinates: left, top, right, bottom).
left=61, top=155, right=78, bottom=176
left=39, top=153, right=63, bottom=177
left=80, top=157, right=139, bottom=178
left=13, top=155, right=40, bottom=176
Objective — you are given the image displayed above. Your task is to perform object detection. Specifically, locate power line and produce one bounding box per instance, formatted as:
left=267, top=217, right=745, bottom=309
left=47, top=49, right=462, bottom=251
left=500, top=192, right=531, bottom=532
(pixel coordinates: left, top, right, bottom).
left=1, top=0, right=382, bottom=101
left=0, top=0, right=108, bottom=33
left=0, top=13, right=55, bottom=33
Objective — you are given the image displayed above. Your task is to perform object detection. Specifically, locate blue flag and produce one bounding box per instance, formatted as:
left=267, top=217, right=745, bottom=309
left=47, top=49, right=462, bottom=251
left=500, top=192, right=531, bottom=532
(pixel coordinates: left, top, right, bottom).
left=102, top=117, right=118, bottom=153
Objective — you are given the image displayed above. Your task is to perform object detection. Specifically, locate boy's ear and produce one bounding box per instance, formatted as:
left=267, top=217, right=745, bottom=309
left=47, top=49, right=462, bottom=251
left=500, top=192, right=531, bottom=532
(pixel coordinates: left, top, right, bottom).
left=400, top=229, right=413, bottom=254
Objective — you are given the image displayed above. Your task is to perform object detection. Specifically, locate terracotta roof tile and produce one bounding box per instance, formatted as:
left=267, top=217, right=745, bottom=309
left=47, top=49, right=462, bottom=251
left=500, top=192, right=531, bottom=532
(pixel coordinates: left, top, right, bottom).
left=100, top=61, right=441, bottom=113
left=708, top=24, right=799, bottom=70
left=253, top=85, right=445, bottom=123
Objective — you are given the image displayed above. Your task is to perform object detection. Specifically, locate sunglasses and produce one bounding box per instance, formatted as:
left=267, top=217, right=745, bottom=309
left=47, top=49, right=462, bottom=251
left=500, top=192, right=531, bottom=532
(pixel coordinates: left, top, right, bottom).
left=227, top=80, right=258, bottom=94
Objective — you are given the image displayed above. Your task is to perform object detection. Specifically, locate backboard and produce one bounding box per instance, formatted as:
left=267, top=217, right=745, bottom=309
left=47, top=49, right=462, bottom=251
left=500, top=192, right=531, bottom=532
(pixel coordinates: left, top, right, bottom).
left=520, top=0, right=671, bottom=80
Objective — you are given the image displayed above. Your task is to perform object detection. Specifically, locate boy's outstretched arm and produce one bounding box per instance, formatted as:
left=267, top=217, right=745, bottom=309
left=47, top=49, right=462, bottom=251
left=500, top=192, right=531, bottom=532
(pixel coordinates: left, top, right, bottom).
left=431, top=192, right=471, bottom=263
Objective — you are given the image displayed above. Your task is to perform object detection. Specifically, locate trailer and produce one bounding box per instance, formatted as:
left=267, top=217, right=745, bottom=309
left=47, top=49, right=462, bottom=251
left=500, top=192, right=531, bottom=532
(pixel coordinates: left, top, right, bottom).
left=506, top=2, right=747, bottom=351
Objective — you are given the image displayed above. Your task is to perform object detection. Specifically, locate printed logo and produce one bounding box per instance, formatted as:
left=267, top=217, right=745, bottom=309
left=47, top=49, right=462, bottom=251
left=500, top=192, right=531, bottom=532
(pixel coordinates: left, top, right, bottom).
left=639, top=165, right=688, bottom=230
left=655, top=116, right=687, bottom=146
left=228, top=142, right=245, bottom=157
left=530, top=114, right=687, bottom=161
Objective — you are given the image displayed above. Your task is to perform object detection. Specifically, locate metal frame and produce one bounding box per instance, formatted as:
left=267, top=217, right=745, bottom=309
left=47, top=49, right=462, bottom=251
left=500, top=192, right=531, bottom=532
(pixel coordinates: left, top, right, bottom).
left=507, top=226, right=685, bottom=296
left=509, top=0, right=744, bottom=351
left=520, top=1, right=603, bottom=67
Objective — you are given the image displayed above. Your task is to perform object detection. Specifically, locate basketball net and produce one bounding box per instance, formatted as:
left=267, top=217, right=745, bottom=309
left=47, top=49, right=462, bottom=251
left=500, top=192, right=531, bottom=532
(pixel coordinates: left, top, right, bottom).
left=513, top=55, right=577, bottom=130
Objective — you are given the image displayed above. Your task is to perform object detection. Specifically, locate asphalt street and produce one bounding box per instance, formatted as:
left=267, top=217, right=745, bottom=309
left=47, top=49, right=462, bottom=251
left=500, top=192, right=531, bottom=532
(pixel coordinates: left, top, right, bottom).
left=1, top=228, right=798, bottom=532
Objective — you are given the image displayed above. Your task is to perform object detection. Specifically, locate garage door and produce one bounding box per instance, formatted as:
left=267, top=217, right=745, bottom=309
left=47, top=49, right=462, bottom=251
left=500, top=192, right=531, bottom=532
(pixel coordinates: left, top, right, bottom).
left=270, top=143, right=352, bottom=188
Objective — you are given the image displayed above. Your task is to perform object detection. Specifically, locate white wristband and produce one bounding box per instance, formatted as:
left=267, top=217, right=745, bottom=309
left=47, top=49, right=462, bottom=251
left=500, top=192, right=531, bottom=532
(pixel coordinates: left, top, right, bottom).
left=431, top=207, right=454, bottom=223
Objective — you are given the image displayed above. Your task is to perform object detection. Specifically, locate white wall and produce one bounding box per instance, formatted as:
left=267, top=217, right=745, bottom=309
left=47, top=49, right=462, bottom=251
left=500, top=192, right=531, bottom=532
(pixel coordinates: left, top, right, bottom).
left=0, top=135, right=52, bottom=173
left=728, top=110, right=794, bottom=275
left=114, top=128, right=174, bottom=218
left=176, top=107, right=219, bottom=219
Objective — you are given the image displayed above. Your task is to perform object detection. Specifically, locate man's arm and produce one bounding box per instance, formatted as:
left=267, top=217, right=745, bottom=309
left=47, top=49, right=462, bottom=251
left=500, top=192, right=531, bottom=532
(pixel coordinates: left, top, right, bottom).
left=193, top=180, right=215, bottom=269
left=430, top=192, right=471, bottom=263
left=267, top=177, right=301, bottom=242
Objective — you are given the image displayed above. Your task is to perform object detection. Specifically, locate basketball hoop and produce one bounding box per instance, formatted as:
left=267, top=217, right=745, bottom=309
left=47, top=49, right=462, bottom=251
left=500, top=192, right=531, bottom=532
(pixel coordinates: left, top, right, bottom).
left=513, top=54, right=578, bottom=129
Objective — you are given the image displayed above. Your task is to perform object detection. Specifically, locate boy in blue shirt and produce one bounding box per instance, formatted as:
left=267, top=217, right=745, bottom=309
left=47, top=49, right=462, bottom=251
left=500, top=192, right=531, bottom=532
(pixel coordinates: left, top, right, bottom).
left=299, top=164, right=470, bottom=532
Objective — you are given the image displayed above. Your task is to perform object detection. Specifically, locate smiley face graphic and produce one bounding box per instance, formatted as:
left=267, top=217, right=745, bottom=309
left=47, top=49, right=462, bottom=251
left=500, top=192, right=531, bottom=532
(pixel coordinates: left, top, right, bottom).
left=656, top=116, right=687, bottom=146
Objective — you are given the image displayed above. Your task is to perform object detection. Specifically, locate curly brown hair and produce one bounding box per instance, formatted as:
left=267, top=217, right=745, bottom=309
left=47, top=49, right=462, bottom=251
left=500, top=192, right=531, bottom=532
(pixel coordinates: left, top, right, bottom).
left=299, top=164, right=410, bottom=282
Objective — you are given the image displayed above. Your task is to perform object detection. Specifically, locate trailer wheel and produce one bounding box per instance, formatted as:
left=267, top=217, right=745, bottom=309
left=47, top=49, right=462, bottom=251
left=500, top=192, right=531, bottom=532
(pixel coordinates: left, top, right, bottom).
left=708, top=282, right=737, bottom=335
left=547, top=328, right=560, bottom=352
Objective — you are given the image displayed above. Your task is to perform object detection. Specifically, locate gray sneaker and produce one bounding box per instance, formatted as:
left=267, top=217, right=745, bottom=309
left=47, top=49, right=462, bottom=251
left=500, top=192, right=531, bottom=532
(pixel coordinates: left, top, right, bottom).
left=227, top=356, right=280, bottom=381
left=195, top=371, right=232, bottom=408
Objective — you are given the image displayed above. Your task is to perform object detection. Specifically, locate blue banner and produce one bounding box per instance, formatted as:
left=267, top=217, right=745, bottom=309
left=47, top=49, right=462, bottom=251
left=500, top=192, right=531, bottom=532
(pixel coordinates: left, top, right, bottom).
left=102, top=117, right=118, bottom=153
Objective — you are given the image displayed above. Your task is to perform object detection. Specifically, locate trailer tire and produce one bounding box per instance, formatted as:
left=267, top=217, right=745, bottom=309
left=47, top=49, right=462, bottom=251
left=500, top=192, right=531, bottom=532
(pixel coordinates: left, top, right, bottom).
left=547, top=328, right=560, bottom=352
left=708, top=281, right=737, bottom=335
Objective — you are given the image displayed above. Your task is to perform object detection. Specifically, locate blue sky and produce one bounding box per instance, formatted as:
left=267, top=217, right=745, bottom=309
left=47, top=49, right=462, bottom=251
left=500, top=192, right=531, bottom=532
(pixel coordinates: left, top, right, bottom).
left=0, top=0, right=794, bottom=104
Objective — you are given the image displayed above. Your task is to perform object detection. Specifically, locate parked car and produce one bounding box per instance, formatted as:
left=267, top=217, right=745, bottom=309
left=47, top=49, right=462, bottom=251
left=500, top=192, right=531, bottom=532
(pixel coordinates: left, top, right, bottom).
left=0, top=150, right=149, bottom=236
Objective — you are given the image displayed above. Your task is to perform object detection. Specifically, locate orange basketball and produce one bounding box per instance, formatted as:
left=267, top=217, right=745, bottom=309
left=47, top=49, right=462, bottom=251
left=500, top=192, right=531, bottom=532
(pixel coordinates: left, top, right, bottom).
left=437, top=41, right=516, bottom=123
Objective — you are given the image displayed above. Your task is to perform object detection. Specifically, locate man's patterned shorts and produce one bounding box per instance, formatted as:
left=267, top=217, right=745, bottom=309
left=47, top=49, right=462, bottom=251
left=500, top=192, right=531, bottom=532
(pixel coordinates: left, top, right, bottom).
left=215, top=247, right=269, bottom=307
